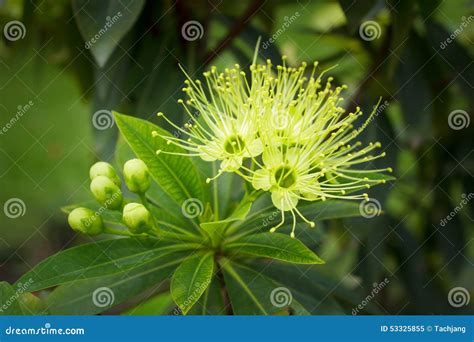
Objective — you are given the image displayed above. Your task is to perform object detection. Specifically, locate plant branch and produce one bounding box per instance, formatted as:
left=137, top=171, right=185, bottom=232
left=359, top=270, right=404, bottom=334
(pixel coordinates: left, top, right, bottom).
left=203, top=0, right=265, bottom=65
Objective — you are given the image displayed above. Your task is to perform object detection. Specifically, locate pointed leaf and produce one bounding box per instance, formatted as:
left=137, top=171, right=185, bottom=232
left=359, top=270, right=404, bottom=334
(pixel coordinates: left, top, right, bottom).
left=220, top=259, right=307, bottom=315
left=224, top=233, right=324, bottom=264
left=170, top=252, right=214, bottom=315
left=16, top=238, right=185, bottom=292
left=46, top=251, right=190, bottom=315
left=230, top=200, right=365, bottom=237
left=187, top=276, right=226, bottom=315
left=200, top=201, right=253, bottom=244
left=0, top=282, right=23, bottom=315
left=72, top=0, right=146, bottom=67
left=114, top=112, right=205, bottom=217
left=124, top=292, right=174, bottom=315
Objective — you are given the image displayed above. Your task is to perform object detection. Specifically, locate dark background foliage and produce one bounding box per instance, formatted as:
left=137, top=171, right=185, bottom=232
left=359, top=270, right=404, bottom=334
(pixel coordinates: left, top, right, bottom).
left=0, top=0, right=472, bottom=315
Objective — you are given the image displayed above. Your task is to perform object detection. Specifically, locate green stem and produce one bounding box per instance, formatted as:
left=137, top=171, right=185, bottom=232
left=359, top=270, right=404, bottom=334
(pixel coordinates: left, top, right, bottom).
left=139, top=192, right=161, bottom=235
left=212, top=162, right=219, bottom=221
left=104, top=227, right=148, bottom=238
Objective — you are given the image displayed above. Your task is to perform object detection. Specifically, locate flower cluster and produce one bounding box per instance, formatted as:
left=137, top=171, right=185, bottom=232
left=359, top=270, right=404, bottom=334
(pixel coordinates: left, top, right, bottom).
left=154, top=58, right=391, bottom=237
left=68, top=159, right=155, bottom=236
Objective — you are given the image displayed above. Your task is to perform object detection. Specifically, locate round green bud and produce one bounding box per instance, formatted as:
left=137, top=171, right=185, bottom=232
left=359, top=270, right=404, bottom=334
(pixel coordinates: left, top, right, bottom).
left=123, top=159, right=150, bottom=193
left=89, top=161, right=121, bottom=187
left=90, top=176, right=123, bottom=210
left=68, top=207, right=104, bottom=236
left=122, top=203, right=153, bottom=234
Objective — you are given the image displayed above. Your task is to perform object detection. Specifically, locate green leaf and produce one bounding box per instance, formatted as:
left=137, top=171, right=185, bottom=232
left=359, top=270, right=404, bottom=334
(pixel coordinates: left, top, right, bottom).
left=224, top=233, right=324, bottom=264
left=115, top=137, right=189, bottom=226
left=124, top=292, right=174, bottom=315
left=16, top=238, right=187, bottom=292
left=170, top=252, right=214, bottom=315
left=113, top=112, right=205, bottom=219
left=229, top=200, right=364, bottom=237
left=249, top=260, right=380, bottom=314
left=254, top=262, right=344, bottom=314
left=200, top=200, right=252, bottom=245
left=46, top=251, right=190, bottom=315
left=72, top=0, right=146, bottom=67
left=220, top=259, right=307, bottom=315
left=0, top=282, right=23, bottom=315
left=187, top=276, right=226, bottom=315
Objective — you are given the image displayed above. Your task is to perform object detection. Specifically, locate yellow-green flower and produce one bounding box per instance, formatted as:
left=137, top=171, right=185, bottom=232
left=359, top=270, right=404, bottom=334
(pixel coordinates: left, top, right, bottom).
left=154, top=58, right=391, bottom=237
left=153, top=65, right=263, bottom=174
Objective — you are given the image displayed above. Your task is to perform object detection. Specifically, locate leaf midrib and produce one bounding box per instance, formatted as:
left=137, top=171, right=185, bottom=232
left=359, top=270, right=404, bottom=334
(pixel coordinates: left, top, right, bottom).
left=221, top=260, right=268, bottom=314
left=117, top=115, right=196, bottom=204
left=49, top=255, right=189, bottom=309
left=25, top=245, right=186, bottom=291
left=225, top=242, right=321, bottom=264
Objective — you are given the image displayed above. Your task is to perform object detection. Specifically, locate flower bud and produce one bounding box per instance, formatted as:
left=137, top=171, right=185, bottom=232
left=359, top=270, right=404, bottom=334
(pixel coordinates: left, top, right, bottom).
left=89, top=161, right=121, bottom=187
left=123, top=159, right=150, bottom=193
left=90, top=176, right=123, bottom=210
left=67, top=207, right=104, bottom=235
left=122, top=203, right=153, bottom=234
